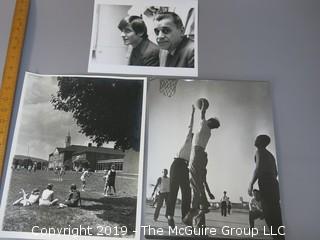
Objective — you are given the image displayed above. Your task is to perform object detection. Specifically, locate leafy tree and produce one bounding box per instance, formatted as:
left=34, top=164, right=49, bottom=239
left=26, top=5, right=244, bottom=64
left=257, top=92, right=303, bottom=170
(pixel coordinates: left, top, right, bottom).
left=51, top=77, right=143, bottom=151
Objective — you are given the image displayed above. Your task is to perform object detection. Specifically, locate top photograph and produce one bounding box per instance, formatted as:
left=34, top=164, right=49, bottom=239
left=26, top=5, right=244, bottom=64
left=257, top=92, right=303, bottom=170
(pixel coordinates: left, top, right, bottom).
left=88, top=0, right=198, bottom=77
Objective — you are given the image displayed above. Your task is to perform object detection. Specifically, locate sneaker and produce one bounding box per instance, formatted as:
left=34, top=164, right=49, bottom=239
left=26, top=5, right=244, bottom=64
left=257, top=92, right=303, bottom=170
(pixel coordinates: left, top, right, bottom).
left=192, top=212, right=204, bottom=228
left=168, top=218, right=175, bottom=228
left=182, top=211, right=196, bottom=226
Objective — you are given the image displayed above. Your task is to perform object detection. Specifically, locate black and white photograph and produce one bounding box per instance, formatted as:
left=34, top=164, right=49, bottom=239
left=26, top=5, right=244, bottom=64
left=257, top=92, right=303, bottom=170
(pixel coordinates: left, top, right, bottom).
left=0, top=72, right=146, bottom=240
left=88, top=0, right=198, bottom=76
left=144, top=79, right=285, bottom=239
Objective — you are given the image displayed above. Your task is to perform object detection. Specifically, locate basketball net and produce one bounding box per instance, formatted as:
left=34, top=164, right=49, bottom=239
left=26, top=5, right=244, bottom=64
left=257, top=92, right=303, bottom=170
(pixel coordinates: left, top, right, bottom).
left=159, top=79, right=178, bottom=97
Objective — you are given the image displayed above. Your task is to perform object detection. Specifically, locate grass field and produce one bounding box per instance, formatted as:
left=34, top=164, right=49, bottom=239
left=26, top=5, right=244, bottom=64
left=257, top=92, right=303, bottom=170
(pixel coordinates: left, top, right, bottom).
left=2, top=170, right=138, bottom=237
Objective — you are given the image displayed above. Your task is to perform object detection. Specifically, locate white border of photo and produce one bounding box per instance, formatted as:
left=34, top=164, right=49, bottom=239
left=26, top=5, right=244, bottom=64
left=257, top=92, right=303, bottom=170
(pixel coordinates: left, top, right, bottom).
left=0, top=72, right=147, bottom=240
left=88, top=0, right=198, bottom=77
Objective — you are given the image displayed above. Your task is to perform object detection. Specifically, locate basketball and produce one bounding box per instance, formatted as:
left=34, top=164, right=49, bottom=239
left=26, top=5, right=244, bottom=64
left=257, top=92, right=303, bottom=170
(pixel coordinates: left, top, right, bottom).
left=196, top=98, right=209, bottom=110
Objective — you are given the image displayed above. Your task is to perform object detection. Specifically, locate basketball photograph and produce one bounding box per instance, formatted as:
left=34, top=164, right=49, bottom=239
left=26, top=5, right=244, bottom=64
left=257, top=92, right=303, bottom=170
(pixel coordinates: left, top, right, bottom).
left=0, top=72, right=146, bottom=240
left=88, top=0, right=198, bottom=77
left=144, top=79, right=285, bottom=239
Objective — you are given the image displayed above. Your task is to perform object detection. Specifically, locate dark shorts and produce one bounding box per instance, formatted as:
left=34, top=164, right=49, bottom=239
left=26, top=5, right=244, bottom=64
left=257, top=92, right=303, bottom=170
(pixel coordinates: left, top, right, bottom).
left=106, top=181, right=115, bottom=187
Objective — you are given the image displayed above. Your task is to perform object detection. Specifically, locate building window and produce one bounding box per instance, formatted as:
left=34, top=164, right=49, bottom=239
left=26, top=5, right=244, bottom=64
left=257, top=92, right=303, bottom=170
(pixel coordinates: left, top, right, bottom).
left=96, top=162, right=123, bottom=171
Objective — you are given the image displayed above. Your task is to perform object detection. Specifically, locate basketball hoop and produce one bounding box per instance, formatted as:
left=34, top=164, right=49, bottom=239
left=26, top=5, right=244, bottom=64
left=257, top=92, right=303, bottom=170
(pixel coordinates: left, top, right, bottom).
left=159, top=79, right=178, bottom=97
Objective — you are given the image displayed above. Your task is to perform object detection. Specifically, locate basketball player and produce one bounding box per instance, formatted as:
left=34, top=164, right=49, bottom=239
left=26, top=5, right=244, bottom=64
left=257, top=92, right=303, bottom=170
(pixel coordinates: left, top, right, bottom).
left=248, top=135, right=284, bottom=240
left=183, top=99, right=220, bottom=228
left=165, top=105, right=194, bottom=228
left=152, top=169, right=170, bottom=222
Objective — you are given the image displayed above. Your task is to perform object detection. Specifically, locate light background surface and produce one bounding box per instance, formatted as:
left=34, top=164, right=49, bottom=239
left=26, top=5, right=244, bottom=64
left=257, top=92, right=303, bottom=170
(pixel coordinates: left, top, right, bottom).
left=1, top=0, right=320, bottom=239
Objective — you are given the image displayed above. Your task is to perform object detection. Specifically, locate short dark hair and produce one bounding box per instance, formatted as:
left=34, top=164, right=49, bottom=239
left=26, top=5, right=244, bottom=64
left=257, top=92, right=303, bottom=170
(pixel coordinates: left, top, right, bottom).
left=255, top=135, right=271, bottom=148
left=70, top=184, right=77, bottom=190
left=207, top=118, right=220, bottom=129
left=118, top=15, right=148, bottom=39
left=155, top=12, right=184, bottom=30
left=47, top=183, right=53, bottom=190
left=32, top=188, right=40, bottom=194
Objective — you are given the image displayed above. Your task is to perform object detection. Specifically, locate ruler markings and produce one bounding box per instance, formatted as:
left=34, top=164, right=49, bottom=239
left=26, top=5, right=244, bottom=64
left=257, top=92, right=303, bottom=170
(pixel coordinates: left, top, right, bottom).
left=0, top=0, right=30, bottom=178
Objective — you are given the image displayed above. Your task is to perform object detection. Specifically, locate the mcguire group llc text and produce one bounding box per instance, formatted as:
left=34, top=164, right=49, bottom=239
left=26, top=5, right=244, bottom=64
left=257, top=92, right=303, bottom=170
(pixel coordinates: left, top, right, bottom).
left=141, top=225, right=286, bottom=238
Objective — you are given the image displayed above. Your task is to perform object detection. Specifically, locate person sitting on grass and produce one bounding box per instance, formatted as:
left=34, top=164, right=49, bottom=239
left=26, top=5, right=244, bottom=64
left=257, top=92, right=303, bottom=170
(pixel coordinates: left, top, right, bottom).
left=39, top=183, right=59, bottom=206
left=12, top=188, right=40, bottom=206
left=58, top=184, right=81, bottom=208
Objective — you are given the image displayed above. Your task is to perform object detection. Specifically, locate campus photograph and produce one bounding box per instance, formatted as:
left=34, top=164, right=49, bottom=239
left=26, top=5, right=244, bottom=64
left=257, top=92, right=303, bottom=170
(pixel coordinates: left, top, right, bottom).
left=0, top=73, right=146, bottom=240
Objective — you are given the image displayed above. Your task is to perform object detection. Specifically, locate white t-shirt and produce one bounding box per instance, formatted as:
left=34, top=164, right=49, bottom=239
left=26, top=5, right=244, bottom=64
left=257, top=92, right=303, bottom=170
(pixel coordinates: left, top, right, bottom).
left=159, top=177, right=170, bottom=193
left=194, top=119, right=211, bottom=149
left=40, top=189, right=54, bottom=201
left=28, top=194, right=40, bottom=204
left=80, top=171, right=89, bottom=181
left=221, top=195, right=228, bottom=203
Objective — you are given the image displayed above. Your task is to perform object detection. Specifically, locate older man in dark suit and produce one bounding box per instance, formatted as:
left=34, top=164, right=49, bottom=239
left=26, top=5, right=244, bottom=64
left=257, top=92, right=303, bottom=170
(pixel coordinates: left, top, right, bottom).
left=154, top=12, right=194, bottom=68
left=118, top=16, right=159, bottom=66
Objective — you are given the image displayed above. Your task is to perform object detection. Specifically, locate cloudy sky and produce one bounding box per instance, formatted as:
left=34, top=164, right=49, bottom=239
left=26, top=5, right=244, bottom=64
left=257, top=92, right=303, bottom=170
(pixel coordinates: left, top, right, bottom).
left=14, top=73, right=110, bottom=160
left=146, top=79, right=277, bottom=202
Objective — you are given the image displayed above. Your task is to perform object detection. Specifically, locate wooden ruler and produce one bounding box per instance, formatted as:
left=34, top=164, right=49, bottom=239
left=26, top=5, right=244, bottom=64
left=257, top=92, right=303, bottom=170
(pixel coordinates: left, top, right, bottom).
left=0, top=0, right=30, bottom=177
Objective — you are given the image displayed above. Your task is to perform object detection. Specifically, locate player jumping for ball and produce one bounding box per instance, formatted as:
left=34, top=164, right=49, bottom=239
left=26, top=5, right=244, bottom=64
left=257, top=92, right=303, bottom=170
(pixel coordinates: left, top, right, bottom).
left=183, top=99, right=220, bottom=228
left=166, top=104, right=215, bottom=228
left=165, top=105, right=194, bottom=228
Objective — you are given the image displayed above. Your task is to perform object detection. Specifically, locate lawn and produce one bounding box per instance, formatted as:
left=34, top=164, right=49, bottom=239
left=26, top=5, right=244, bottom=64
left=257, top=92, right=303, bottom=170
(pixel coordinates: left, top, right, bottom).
left=2, top=170, right=138, bottom=237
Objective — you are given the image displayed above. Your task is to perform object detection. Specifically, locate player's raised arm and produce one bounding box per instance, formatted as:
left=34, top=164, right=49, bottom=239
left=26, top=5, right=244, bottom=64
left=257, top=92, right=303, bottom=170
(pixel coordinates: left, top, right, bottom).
left=188, top=105, right=195, bottom=134
left=200, top=99, right=207, bottom=120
